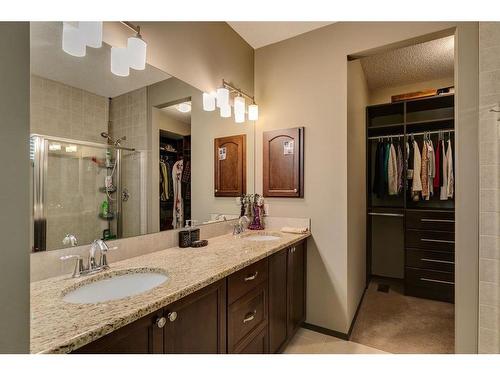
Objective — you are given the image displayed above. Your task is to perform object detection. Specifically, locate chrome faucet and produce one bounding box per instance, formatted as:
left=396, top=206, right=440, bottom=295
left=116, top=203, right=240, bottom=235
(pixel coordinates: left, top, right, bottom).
left=233, top=216, right=250, bottom=235
left=60, top=239, right=113, bottom=278
left=62, top=233, right=78, bottom=247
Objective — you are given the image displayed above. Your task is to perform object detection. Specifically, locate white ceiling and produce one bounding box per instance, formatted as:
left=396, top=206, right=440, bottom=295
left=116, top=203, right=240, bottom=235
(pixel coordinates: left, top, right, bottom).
left=227, top=22, right=334, bottom=49
left=30, top=22, right=171, bottom=98
left=360, top=36, right=455, bottom=91
left=160, top=102, right=192, bottom=125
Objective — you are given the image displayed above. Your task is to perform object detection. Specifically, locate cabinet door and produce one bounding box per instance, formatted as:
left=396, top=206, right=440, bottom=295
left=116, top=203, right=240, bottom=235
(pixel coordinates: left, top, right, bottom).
left=73, top=309, right=164, bottom=354
left=214, top=134, right=246, bottom=197
left=287, top=241, right=306, bottom=335
left=263, top=127, right=304, bottom=197
left=164, top=280, right=226, bottom=353
left=235, top=327, right=268, bottom=354
left=268, top=248, right=288, bottom=353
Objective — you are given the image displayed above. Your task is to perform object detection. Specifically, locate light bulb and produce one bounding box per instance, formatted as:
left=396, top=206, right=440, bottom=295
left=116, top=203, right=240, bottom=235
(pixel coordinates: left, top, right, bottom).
left=248, top=104, right=259, bottom=121
left=234, top=96, right=245, bottom=123
left=79, top=21, right=102, bottom=48
left=203, top=92, right=216, bottom=111
left=177, top=102, right=191, bottom=113
left=128, top=36, right=147, bottom=70
left=62, top=22, right=86, bottom=57
left=111, top=47, right=130, bottom=77
left=220, top=105, right=231, bottom=118
left=216, top=88, right=229, bottom=108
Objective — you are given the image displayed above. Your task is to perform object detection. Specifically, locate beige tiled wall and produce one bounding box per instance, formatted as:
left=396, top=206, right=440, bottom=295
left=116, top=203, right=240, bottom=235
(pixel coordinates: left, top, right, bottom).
left=479, top=22, right=500, bottom=354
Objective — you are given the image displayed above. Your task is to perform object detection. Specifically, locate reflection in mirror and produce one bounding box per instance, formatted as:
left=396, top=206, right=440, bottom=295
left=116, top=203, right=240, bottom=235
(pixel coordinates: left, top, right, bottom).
left=29, top=22, right=254, bottom=252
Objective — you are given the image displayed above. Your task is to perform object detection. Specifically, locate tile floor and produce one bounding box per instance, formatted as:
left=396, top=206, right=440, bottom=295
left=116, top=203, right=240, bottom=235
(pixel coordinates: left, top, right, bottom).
left=283, top=328, right=387, bottom=354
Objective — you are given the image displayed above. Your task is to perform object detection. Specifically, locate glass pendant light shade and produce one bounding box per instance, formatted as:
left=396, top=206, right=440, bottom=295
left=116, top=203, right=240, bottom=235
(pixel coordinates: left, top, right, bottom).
left=234, top=96, right=245, bottom=123
left=111, top=47, right=130, bottom=77
left=128, top=36, right=147, bottom=70
left=248, top=104, right=259, bottom=121
left=79, top=21, right=102, bottom=48
left=216, top=88, right=229, bottom=108
left=177, top=102, right=192, bottom=113
left=62, top=22, right=86, bottom=57
left=203, top=92, right=216, bottom=111
left=220, top=105, right=231, bottom=118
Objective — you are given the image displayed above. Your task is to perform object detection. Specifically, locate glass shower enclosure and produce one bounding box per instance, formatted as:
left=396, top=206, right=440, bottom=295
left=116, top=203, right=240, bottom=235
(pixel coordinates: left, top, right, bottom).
left=30, top=134, right=143, bottom=252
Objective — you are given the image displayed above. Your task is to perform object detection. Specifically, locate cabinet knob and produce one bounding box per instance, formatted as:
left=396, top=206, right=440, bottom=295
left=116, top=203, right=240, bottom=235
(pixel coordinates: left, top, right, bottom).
left=293, top=189, right=297, bottom=193
left=215, top=189, right=218, bottom=193
left=156, top=316, right=167, bottom=328
left=168, top=311, right=178, bottom=322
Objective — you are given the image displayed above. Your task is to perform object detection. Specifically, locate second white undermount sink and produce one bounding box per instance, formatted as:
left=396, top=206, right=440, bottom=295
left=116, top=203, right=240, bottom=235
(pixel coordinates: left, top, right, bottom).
left=243, top=233, right=281, bottom=242
left=62, top=270, right=168, bottom=304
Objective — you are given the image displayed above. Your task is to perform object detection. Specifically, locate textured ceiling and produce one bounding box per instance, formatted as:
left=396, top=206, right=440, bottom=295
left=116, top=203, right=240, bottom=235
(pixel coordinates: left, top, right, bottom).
left=30, top=22, right=171, bottom=98
left=360, top=36, right=454, bottom=90
left=227, top=22, right=334, bottom=49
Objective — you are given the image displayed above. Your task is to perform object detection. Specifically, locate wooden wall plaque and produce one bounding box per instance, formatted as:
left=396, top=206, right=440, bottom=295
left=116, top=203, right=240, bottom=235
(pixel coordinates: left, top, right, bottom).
left=214, top=134, right=246, bottom=197
left=263, top=127, right=304, bottom=198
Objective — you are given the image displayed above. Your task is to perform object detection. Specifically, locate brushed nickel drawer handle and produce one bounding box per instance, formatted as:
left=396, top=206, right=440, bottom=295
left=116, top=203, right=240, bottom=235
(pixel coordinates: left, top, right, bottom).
left=243, top=310, right=257, bottom=323
left=421, top=238, right=455, bottom=244
left=421, top=219, right=455, bottom=223
left=421, top=258, right=454, bottom=265
left=244, top=271, right=258, bottom=281
left=420, top=277, right=454, bottom=285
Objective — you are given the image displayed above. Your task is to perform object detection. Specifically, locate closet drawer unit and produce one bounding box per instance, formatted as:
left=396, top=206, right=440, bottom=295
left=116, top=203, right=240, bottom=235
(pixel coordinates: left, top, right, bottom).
left=228, top=258, right=268, bottom=305
left=405, top=267, right=454, bottom=303
left=406, top=210, right=455, bottom=232
left=405, top=248, right=455, bottom=273
left=227, top=284, right=268, bottom=353
left=405, top=229, right=455, bottom=252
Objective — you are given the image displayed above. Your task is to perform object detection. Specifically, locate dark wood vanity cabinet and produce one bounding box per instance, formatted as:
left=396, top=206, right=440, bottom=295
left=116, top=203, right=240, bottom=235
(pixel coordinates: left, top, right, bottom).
left=263, top=127, right=304, bottom=198
left=73, top=239, right=307, bottom=354
left=214, top=134, right=246, bottom=197
left=269, top=240, right=307, bottom=353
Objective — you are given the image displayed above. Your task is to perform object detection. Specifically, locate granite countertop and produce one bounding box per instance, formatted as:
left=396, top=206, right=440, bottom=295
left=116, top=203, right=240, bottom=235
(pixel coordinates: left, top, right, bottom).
left=30, top=230, right=310, bottom=354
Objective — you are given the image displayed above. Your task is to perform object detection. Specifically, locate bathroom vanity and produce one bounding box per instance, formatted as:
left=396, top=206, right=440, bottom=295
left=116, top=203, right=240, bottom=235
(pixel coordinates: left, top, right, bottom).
left=30, top=231, right=308, bottom=354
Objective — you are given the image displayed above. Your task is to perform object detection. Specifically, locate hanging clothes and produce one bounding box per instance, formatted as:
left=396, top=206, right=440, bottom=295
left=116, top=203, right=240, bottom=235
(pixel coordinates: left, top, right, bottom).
left=159, top=160, right=169, bottom=201
left=434, top=139, right=441, bottom=189
left=374, top=142, right=386, bottom=198
left=446, top=139, right=454, bottom=198
left=421, top=139, right=429, bottom=199
left=411, top=140, right=422, bottom=201
left=395, top=141, right=403, bottom=194
left=172, top=159, right=184, bottom=229
left=440, top=139, right=448, bottom=200
left=388, top=142, right=398, bottom=195
left=383, top=142, right=390, bottom=193
left=427, top=139, right=435, bottom=199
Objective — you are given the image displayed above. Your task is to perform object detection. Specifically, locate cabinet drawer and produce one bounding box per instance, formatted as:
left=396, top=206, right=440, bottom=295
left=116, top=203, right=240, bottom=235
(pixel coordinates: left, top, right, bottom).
left=228, top=258, right=268, bottom=304
left=405, top=249, right=454, bottom=272
left=233, top=327, right=268, bottom=354
left=405, top=267, right=454, bottom=303
left=405, top=229, right=455, bottom=251
left=228, top=284, right=267, bottom=353
left=406, top=210, right=455, bottom=232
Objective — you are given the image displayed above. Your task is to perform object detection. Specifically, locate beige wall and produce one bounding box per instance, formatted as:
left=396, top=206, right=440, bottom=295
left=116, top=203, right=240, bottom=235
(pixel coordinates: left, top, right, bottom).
left=478, top=22, right=500, bottom=354
left=0, top=22, right=30, bottom=353
left=255, top=22, right=478, bottom=344
left=153, top=108, right=191, bottom=136
left=103, top=22, right=254, bottom=96
left=347, top=60, right=369, bottom=320
left=369, top=77, right=455, bottom=105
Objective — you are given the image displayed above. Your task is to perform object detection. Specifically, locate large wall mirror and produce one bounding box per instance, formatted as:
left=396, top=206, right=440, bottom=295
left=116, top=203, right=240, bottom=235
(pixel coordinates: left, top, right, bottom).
left=30, top=22, right=255, bottom=252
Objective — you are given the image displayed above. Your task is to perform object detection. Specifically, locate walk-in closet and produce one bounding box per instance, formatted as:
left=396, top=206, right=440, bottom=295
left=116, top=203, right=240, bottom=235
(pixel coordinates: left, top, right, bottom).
left=348, top=34, right=456, bottom=353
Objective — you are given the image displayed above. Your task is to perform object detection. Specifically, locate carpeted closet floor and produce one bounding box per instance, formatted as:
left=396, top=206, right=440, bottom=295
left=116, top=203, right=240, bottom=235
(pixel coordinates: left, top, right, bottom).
left=350, top=277, right=455, bottom=354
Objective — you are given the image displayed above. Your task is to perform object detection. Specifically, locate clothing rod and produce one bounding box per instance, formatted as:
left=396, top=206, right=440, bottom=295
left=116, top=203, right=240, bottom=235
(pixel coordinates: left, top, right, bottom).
left=368, top=129, right=454, bottom=140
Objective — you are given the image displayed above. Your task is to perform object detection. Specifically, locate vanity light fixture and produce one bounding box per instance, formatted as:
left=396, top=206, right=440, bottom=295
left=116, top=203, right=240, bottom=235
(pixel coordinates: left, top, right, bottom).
left=110, top=22, right=148, bottom=77
left=48, top=143, right=62, bottom=151
left=111, top=47, right=130, bottom=77
left=204, top=79, right=259, bottom=123
left=203, top=92, right=216, bottom=111
left=62, top=22, right=102, bottom=57
left=65, top=145, right=78, bottom=153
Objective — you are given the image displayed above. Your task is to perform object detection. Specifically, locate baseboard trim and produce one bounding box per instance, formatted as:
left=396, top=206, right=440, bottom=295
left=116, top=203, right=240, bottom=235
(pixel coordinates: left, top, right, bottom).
left=301, top=285, right=368, bottom=341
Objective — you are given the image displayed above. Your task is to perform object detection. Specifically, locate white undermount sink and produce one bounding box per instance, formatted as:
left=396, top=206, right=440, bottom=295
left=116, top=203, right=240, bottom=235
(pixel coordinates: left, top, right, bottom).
left=243, top=233, right=281, bottom=242
left=62, top=270, right=168, bottom=304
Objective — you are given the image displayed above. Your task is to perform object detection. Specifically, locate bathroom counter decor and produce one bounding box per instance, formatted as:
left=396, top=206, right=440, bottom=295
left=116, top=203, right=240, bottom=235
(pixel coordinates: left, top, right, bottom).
left=30, top=230, right=310, bottom=354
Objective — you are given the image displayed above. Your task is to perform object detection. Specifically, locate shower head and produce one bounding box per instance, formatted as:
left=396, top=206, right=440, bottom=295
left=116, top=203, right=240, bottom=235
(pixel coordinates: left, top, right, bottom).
left=101, top=132, right=114, bottom=143
left=101, top=132, right=126, bottom=146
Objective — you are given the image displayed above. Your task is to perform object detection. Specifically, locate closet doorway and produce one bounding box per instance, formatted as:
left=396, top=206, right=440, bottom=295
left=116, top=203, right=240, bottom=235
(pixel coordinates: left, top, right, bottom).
left=348, top=34, right=456, bottom=353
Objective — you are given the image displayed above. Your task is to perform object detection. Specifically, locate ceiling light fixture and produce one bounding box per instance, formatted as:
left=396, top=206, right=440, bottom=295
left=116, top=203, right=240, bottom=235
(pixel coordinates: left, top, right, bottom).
left=111, top=47, right=130, bottom=77
left=62, top=22, right=103, bottom=57
left=109, top=22, right=147, bottom=77
left=177, top=102, right=192, bottom=113
left=204, top=79, right=259, bottom=124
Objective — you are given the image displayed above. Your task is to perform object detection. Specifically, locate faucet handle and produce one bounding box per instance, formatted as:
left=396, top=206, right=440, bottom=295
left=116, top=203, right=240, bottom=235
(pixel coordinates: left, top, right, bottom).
left=60, top=255, right=84, bottom=278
